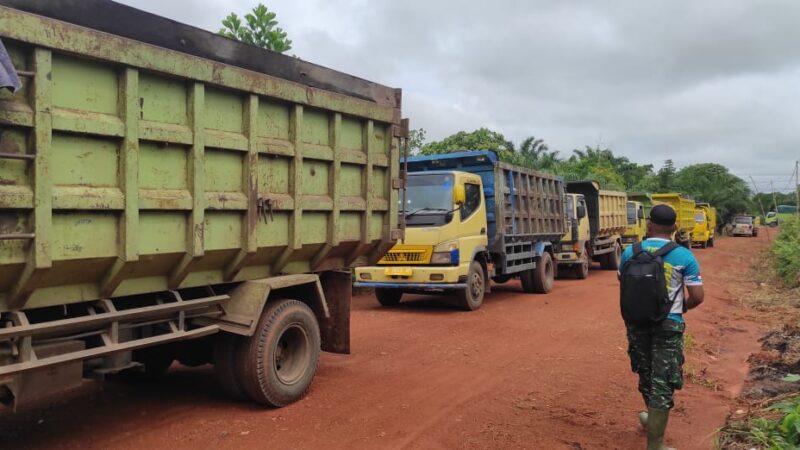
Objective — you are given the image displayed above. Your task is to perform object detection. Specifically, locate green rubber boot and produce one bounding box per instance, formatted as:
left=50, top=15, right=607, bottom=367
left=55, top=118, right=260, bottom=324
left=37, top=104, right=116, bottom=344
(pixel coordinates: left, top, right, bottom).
left=646, top=408, right=676, bottom=450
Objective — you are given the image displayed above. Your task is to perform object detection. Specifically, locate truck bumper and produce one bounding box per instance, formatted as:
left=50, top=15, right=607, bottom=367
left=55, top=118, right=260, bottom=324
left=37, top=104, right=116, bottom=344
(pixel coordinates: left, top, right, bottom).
left=354, top=264, right=468, bottom=289
left=555, top=252, right=579, bottom=264
left=353, top=282, right=467, bottom=290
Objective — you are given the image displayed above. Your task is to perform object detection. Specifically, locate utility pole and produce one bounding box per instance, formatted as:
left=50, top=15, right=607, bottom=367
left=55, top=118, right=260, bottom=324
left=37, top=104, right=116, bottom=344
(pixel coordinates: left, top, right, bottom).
left=792, top=160, right=800, bottom=216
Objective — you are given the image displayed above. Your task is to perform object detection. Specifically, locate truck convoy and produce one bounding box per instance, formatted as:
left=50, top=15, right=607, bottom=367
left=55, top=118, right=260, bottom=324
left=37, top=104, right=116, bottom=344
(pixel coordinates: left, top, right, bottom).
left=354, top=151, right=566, bottom=310
left=651, top=193, right=696, bottom=248
left=0, top=1, right=405, bottom=408
left=555, top=181, right=627, bottom=278
left=692, top=202, right=717, bottom=248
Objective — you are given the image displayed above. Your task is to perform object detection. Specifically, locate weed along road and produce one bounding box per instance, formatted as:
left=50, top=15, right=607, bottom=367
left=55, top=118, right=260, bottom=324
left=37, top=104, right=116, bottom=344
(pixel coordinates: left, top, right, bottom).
left=0, top=233, right=771, bottom=449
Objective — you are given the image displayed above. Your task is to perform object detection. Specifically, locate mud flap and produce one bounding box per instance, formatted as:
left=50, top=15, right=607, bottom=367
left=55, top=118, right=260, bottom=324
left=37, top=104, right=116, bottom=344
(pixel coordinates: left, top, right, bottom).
left=319, top=271, right=351, bottom=355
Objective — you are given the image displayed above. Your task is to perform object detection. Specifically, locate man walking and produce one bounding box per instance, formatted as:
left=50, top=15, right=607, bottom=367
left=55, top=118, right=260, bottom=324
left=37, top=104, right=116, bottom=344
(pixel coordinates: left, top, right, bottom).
left=618, top=205, right=705, bottom=450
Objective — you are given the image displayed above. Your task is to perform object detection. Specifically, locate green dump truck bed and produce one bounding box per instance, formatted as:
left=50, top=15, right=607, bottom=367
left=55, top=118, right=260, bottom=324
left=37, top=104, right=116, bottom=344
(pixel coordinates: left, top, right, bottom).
left=0, top=3, right=402, bottom=312
left=0, top=1, right=405, bottom=408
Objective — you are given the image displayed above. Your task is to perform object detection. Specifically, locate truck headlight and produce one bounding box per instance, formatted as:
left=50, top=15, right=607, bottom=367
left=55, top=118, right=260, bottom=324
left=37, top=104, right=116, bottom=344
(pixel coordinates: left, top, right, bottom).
left=431, top=252, right=452, bottom=264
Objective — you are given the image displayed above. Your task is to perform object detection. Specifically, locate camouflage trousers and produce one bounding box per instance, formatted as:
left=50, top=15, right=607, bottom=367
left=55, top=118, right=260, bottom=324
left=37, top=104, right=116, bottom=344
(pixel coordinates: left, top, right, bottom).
left=625, top=319, right=685, bottom=410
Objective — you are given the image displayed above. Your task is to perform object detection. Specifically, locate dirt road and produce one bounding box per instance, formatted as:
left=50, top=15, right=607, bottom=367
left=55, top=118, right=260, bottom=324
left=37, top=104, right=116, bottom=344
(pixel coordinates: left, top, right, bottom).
left=0, top=233, right=773, bottom=449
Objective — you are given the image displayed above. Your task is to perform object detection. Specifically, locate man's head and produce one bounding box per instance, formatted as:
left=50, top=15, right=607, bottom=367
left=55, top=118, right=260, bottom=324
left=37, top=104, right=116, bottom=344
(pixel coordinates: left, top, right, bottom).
left=647, top=204, right=678, bottom=237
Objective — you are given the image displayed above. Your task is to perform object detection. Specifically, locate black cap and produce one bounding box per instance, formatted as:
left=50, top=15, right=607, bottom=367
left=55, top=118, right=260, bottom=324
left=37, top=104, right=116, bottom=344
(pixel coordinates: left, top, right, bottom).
left=649, top=204, right=677, bottom=226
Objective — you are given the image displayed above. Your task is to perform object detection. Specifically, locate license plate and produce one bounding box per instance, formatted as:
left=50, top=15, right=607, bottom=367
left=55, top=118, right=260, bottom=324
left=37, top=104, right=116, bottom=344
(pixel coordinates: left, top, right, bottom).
left=384, top=267, right=413, bottom=277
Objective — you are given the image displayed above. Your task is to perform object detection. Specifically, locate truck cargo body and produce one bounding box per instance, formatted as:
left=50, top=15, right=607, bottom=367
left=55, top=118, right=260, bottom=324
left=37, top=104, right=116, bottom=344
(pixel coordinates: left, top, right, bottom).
left=354, top=151, right=566, bottom=310
left=556, top=181, right=627, bottom=276
left=651, top=193, right=695, bottom=247
left=0, top=1, right=403, bottom=408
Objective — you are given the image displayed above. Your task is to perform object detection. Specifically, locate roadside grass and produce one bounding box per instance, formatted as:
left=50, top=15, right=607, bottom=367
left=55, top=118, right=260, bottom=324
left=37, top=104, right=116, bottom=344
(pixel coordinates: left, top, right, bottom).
left=716, top=226, right=800, bottom=449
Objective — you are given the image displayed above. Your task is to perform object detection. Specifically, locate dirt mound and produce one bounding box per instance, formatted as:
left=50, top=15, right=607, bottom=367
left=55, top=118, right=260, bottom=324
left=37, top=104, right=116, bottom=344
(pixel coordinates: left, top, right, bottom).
left=743, top=325, right=800, bottom=399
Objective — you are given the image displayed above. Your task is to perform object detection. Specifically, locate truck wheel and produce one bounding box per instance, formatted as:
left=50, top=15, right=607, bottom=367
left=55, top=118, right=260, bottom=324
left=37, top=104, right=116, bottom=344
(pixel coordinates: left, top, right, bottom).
left=531, top=252, right=554, bottom=294
left=492, top=275, right=512, bottom=284
left=375, top=288, right=402, bottom=306
left=213, top=333, right=247, bottom=400
left=574, top=251, right=589, bottom=280
left=708, top=237, right=715, bottom=248
left=601, top=243, right=621, bottom=271
left=235, top=299, right=320, bottom=407
left=456, top=261, right=485, bottom=310
left=699, top=240, right=707, bottom=249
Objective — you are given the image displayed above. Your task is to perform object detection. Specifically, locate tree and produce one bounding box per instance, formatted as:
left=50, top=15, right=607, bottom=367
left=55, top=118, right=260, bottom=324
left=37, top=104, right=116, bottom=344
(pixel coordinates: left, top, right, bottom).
left=407, top=128, right=427, bottom=155
left=517, top=137, right=560, bottom=171
left=656, top=159, right=677, bottom=192
left=673, top=163, right=751, bottom=224
left=219, top=4, right=292, bottom=53
left=420, top=128, right=517, bottom=162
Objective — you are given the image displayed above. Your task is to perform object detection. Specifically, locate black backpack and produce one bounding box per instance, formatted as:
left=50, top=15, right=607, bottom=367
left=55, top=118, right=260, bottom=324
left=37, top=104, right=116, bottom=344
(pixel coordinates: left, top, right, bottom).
left=620, top=241, right=680, bottom=325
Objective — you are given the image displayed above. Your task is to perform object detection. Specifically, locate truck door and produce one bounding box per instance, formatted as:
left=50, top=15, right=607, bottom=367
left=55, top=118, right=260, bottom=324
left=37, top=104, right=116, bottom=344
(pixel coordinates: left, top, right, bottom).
left=455, top=181, right=488, bottom=263
left=577, top=195, right=590, bottom=242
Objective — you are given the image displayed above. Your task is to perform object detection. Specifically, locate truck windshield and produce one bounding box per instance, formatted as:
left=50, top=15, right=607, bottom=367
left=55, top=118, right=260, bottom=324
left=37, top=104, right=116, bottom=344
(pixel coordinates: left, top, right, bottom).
left=695, top=212, right=705, bottom=223
left=626, top=203, right=637, bottom=224
left=734, top=216, right=752, bottom=224
left=403, top=174, right=455, bottom=227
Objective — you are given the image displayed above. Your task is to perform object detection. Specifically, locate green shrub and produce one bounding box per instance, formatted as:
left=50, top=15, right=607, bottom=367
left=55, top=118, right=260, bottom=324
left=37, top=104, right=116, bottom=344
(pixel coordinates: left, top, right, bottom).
left=772, top=218, right=800, bottom=288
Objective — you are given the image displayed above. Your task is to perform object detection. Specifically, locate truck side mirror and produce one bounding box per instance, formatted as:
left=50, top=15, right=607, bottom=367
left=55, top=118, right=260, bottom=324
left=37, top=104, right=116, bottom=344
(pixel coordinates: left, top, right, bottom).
left=453, top=184, right=466, bottom=205
left=576, top=204, right=586, bottom=219
left=637, top=208, right=644, bottom=219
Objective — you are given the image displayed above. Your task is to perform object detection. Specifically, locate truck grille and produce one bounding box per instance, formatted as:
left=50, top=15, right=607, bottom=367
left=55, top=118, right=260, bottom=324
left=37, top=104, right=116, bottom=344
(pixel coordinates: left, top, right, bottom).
left=378, top=245, right=433, bottom=265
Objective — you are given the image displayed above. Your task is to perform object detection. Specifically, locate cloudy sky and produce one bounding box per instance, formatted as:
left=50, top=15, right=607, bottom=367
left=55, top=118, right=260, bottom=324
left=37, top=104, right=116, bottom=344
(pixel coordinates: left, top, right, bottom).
left=118, top=0, right=800, bottom=193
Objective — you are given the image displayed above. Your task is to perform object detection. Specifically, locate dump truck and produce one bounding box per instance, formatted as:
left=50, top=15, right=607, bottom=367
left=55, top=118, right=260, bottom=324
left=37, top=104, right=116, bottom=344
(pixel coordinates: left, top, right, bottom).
left=692, top=202, right=717, bottom=248
left=0, top=1, right=406, bottom=408
left=732, top=215, right=759, bottom=237
left=651, top=193, right=696, bottom=248
left=354, top=151, right=566, bottom=310
left=555, top=181, right=627, bottom=278
left=621, top=200, right=646, bottom=249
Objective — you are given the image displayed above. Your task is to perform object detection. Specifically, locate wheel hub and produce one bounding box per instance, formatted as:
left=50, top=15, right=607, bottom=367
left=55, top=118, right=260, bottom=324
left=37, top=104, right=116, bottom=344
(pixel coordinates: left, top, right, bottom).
left=273, top=323, right=310, bottom=385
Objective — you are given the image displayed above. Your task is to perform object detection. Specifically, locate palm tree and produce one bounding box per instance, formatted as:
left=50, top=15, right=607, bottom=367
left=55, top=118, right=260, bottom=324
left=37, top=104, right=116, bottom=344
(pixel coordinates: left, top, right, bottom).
left=516, top=136, right=560, bottom=170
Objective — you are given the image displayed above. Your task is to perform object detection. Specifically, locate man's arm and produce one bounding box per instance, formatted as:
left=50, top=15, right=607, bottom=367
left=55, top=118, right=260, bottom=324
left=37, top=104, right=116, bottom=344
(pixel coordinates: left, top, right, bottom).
left=685, top=285, right=704, bottom=310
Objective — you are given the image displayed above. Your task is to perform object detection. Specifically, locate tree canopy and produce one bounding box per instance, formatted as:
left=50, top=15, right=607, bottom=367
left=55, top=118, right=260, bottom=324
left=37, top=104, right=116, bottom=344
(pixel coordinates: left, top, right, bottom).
left=413, top=127, right=768, bottom=222
left=219, top=4, right=292, bottom=53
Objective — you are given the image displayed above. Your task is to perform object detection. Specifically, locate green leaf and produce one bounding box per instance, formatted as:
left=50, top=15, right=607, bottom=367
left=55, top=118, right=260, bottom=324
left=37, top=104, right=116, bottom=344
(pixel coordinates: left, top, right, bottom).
left=783, top=374, right=800, bottom=383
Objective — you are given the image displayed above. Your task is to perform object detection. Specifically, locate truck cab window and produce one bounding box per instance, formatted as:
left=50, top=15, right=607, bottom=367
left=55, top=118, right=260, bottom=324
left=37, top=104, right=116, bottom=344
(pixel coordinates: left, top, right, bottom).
left=461, top=183, right=481, bottom=221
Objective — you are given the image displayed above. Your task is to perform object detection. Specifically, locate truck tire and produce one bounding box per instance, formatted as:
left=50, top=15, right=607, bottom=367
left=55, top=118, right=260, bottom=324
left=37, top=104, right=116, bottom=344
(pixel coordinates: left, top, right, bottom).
left=600, top=243, right=621, bottom=271
left=456, top=261, right=485, bottom=311
left=234, top=299, right=320, bottom=407
left=699, top=240, right=707, bottom=249
left=574, top=250, right=589, bottom=280
left=708, top=237, right=715, bottom=248
left=375, top=288, right=402, bottom=307
left=213, top=333, right=248, bottom=400
left=492, top=275, right=512, bottom=284
left=530, top=252, right=554, bottom=294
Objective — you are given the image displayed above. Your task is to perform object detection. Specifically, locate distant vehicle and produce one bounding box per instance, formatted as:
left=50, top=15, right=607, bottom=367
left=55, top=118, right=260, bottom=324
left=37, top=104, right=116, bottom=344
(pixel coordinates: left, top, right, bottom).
left=692, top=203, right=717, bottom=248
left=732, top=215, right=759, bottom=237
left=354, top=151, right=566, bottom=310
left=621, top=200, right=646, bottom=249
left=651, top=193, right=696, bottom=248
left=556, top=181, right=627, bottom=279
left=765, top=205, right=799, bottom=227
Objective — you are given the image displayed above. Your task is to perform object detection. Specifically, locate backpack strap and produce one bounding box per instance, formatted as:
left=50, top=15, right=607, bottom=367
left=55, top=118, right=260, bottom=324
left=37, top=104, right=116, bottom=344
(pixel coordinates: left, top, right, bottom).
left=652, top=241, right=680, bottom=258
left=632, top=241, right=644, bottom=257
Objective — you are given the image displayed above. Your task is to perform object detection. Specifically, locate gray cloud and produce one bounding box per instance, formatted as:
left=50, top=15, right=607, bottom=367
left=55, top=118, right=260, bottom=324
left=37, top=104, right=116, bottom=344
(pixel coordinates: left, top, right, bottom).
left=118, top=0, right=800, bottom=191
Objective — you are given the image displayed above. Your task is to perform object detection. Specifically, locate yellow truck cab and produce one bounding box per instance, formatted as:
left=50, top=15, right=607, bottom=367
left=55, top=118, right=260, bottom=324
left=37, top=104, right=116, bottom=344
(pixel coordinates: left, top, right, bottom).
left=354, top=151, right=566, bottom=311
left=556, top=181, right=627, bottom=279
left=622, top=201, right=646, bottom=249
left=692, top=202, right=717, bottom=248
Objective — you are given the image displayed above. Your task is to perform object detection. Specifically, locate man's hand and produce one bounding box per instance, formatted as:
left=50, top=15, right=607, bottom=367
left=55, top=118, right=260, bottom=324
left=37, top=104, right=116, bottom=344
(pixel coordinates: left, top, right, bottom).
left=685, top=285, right=704, bottom=310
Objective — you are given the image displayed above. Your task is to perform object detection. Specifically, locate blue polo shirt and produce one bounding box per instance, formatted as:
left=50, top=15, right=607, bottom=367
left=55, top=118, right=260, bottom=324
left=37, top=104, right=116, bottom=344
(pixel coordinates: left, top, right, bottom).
left=619, top=238, right=703, bottom=323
